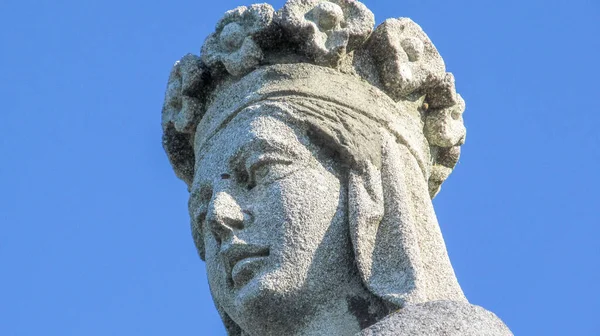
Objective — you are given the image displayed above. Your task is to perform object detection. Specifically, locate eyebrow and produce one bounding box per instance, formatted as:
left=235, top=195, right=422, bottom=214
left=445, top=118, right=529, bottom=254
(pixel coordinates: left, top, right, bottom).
left=229, top=137, right=302, bottom=169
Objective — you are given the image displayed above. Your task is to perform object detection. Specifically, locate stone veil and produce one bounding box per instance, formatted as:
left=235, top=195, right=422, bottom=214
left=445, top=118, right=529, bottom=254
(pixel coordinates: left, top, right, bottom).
left=161, top=1, right=512, bottom=335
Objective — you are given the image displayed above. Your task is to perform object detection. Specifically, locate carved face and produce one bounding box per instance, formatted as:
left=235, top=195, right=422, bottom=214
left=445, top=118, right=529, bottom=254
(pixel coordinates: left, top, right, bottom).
left=189, top=105, right=358, bottom=330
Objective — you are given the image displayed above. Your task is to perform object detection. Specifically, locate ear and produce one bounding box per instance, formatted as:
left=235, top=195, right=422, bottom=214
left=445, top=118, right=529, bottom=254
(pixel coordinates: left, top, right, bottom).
left=348, top=133, right=427, bottom=308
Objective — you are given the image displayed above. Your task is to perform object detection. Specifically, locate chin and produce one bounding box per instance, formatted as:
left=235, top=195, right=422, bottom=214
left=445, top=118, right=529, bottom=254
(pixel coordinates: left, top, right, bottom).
left=232, top=271, right=268, bottom=309
left=234, top=269, right=286, bottom=305
left=233, top=268, right=310, bottom=316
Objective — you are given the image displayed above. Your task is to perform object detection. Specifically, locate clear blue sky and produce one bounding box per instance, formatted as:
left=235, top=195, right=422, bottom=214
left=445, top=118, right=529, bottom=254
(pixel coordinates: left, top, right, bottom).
left=1, top=0, right=598, bottom=335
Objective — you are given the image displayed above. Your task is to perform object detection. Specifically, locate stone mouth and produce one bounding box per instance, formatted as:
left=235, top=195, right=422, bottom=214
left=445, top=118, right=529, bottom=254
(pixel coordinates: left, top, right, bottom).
left=231, top=255, right=269, bottom=288
left=220, top=244, right=270, bottom=287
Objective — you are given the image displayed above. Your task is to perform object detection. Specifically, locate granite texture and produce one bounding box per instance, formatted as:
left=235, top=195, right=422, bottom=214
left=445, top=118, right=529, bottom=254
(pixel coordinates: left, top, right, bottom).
left=201, top=4, right=277, bottom=77
left=277, top=0, right=375, bottom=67
left=359, top=301, right=512, bottom=336
left=160, top=1, right=511, bottom=335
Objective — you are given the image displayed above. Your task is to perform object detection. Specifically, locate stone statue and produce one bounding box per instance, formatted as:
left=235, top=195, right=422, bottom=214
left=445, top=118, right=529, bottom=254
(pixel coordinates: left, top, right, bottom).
left=161, top=1, right=512, bottom=335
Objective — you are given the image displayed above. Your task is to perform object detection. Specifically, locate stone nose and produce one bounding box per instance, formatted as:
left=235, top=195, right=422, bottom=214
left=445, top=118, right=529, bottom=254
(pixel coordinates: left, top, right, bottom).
left=206, top=191, right=245, bottom=243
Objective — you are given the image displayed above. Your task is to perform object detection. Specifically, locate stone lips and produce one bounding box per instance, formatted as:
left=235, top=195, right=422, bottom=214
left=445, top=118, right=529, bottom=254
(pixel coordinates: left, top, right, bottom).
left=162, top=0, right=467, bottom=199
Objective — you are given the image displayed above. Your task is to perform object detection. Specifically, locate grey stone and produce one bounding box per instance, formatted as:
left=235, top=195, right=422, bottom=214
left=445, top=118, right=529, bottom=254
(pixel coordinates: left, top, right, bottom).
left=277, top=0, right=375, bottom=67
left=161, top=54, right=207, bottom=134
left=160, top=1, right=511, bottom=335
left=201, top=4, right=277, bottom=77
left=359, top=301, right=512, bottom=336
left=368, top=18, right=446, bottom=101
left=424, top=94, right=466, bottom=148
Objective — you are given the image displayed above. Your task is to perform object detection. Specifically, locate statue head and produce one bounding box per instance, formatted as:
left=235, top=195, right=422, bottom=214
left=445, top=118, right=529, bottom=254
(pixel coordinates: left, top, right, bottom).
left=162, top=1, right=468, bottom=335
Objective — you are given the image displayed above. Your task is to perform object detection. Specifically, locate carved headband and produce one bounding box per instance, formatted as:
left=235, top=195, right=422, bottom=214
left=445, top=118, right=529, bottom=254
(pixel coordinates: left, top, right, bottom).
left=162, top=0, right=467, bottom=197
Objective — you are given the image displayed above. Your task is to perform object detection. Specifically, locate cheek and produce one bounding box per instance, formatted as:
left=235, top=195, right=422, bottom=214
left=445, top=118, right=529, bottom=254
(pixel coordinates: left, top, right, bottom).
left=271, top=168, right=342, bottom=260
left=204, top=234, right=229, bottom=299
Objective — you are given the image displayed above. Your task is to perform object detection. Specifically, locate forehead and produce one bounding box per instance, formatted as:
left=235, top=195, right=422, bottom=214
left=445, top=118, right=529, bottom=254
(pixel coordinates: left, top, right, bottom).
left=192, top=105, right=305, bottom=185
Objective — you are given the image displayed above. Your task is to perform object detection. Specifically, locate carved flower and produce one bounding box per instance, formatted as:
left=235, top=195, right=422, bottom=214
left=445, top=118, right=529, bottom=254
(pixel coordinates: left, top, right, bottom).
left=424, top=72, right=461, bottom=109
left=201, top=4, right=275, bottom=77
left=424, top=94, right=466, bottom=148
left=278, top=0, right=375, bottom=66
left=369, top=18, right=447, bottom=101
left=162, top=54, right=207, bottom=134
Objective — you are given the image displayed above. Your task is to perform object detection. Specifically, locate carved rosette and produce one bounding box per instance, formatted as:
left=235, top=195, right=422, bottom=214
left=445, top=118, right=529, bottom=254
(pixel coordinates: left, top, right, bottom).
left=201, top=4, right=276, bottom=77
left=425, top=94, right=466, bottom=149
left=277, top=0, right=375, bottom=67
left=161, top=54, right=208, bottom=134
left=161, top=54, right=210, bottom=186
left=163, top=0, right=468, bottom=198
left=368, top=18, right=446, bottom=101
left=364, top=17, right=466, bottom=196
left=425, top=94, right=466, bottom=196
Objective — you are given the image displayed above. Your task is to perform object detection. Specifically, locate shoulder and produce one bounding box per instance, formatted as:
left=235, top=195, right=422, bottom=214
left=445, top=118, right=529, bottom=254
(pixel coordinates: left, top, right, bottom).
left=358, top=300, right=512, bottom=336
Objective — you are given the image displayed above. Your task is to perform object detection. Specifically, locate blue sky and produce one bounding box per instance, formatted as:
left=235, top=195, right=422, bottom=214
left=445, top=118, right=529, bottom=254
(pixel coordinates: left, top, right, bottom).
left=1, top=0, right=598, bottom=335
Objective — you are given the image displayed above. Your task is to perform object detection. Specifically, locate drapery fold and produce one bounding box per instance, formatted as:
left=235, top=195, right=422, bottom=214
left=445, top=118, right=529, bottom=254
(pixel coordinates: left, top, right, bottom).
left=193, top=63, right=466, bottom=335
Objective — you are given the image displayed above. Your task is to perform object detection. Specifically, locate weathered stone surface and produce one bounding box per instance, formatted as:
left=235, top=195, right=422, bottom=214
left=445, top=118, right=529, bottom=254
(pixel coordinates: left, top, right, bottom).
left=424, top=94, right=466, bottom=148
left=277, top=0, right=375, bottom=66
left=161, top=54, right=207, bottom=134
left=368, top=18, right=446, bottom=101
left=160, top=1, right=511, bottom=335
left=359, top=301, right=512, bottom=336
left=201, top=4, right=276, bottom=77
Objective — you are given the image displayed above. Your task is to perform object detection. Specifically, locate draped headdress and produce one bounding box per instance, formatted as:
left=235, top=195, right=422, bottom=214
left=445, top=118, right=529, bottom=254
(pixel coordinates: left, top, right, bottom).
left=162, top=1, right=467, bottom=198
left=161, top=1, right=468, bottom=334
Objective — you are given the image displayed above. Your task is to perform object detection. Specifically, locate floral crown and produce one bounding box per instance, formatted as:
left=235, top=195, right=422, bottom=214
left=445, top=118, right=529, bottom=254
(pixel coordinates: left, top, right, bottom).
left=162, top=0, right=466, bottom=197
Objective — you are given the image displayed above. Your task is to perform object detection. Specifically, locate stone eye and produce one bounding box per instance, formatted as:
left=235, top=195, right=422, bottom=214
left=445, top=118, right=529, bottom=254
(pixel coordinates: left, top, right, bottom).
left=235, top=169, right=256, bottom=191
